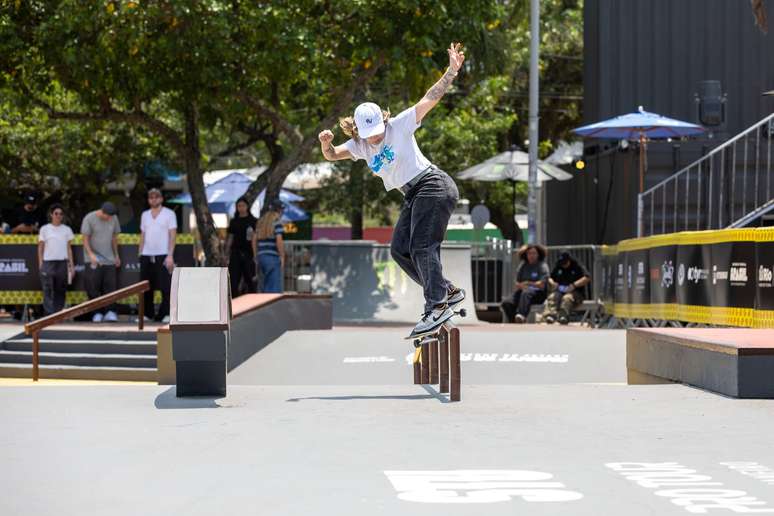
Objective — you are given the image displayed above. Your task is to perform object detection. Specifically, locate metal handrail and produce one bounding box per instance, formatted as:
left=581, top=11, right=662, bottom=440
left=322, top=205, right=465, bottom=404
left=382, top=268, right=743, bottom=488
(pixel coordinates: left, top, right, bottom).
left=23, top=280, right=150, bottom=381
left=638, top=112, right=774, bottom=236
left=642, top=112, right=774, bottom=196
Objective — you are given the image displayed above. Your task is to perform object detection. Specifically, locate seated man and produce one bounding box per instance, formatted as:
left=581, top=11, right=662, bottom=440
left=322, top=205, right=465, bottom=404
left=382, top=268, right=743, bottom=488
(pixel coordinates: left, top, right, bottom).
left=501, top=244, right=549, bottom=323
left=544, top=251, right=591, bottom=325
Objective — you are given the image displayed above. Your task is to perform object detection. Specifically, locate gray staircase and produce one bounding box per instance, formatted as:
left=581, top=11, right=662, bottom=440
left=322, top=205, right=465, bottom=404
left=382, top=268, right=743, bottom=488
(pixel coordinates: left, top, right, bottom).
left=0, top=329, right=158, bottom=381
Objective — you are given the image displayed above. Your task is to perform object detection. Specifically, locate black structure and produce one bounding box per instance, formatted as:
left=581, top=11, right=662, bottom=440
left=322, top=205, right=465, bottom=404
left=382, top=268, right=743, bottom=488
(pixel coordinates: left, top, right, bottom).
left=170, top=267, right=230, bottom=397
left=547, top=0, right=774, bottom=245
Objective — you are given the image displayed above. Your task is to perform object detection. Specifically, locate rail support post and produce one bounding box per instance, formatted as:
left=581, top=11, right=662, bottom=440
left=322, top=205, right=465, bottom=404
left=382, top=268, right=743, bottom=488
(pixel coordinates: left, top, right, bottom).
left=449, top=326, right=461, bottom=402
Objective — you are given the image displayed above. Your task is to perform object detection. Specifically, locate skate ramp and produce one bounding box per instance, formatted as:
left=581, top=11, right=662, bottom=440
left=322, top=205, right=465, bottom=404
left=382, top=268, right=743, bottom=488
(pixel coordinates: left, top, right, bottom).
left=308, top=241, right=479, bottom=324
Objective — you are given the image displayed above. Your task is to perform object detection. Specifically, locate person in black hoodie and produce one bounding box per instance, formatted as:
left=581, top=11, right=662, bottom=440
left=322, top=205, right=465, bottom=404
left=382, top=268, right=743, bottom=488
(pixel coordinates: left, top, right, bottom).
left=544, top=251, right=591, bottom=325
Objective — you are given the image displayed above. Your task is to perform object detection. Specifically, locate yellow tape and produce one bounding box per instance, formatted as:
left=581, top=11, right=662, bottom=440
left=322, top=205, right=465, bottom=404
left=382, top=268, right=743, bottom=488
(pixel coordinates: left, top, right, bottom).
left=413, top=347, right=421, bottom=364
left=0, top=234, right=195, bottom=245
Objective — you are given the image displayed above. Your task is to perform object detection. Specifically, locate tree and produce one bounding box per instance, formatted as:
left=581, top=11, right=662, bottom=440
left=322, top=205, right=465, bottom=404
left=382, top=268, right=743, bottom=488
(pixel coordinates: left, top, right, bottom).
left=1, top=0, right=503, bottom=264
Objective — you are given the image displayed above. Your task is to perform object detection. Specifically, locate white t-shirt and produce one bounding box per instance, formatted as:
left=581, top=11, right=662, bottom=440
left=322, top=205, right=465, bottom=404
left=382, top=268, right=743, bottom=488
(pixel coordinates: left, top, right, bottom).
left=140, top=207, right=177, bottom=256
left=344, top=106, right=432, bottom=191
left=39, top=224, right=74, bottom=261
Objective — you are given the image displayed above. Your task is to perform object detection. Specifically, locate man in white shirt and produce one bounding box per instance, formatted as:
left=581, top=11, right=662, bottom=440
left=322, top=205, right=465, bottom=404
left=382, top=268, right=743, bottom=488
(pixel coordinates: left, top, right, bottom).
left=138, top=188, right=177, bottom=323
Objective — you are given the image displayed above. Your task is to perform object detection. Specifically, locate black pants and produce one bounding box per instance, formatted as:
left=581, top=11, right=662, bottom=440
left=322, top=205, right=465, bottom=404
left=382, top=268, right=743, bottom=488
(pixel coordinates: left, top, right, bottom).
left=229, top=250, right=256, bottom=297
left=140, top=255, right=172, bottom=320
left=85, top=264, right=117, bottom=314
left=501, top=289, right=547, bottom=322
left=390, top=168, right=460, bottom=312
left=40, top=260, right=68, bottom=315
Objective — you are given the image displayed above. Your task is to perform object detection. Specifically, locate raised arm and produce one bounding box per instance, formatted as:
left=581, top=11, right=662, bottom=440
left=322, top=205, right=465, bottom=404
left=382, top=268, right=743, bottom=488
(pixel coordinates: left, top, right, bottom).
left=414, top=42, right=465, bottom=124
left=318, top=130, right=352, bottom=161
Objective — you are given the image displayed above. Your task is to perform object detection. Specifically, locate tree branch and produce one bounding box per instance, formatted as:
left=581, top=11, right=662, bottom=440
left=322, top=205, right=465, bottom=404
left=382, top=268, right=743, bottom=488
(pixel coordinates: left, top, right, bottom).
left=25, top=89, right=185, bottom=151
left=241, top=94, right=304, bottom=145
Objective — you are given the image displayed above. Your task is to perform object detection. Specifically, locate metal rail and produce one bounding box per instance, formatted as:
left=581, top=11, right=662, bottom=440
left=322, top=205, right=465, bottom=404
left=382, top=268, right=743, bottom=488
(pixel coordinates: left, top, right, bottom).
left=638, top=112, right=774, bottom=236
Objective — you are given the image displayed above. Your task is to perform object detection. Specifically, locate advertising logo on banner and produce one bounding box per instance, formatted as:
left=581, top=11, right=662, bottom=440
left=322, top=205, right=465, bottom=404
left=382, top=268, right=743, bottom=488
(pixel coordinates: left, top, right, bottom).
left=614, top=253, right=628, bottom=306
left=648, top=245, right=677, bottom=319
left=676, top=244, right=710, bottom=312
left=756, top=237, right=774, bottom=326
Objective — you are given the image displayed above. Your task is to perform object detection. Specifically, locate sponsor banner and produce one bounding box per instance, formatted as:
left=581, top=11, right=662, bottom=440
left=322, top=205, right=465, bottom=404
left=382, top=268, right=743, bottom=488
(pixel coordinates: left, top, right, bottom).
left=628, top=248, right=650, bottom=306
left=676, top=243, right=711, bottom=316
left=600, top=250, right=617, bottom=309
left=0, top=240, right=194, bottom=302
left=755, top=237, right=774, bottom=327
left=648, top=245, right=677, bottom=320
left=613, top=251, right=628, bottom=307
left=711, top=242, right=756, bottom=309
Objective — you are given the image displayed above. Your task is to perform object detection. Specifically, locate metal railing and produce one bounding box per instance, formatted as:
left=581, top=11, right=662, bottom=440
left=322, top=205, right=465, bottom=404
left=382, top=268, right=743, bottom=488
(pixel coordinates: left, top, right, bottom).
left=638, top=112, right=774, bottom=236
left=24, top=281, right=150, bottom=381
left=544, top=245, right=602, bottom=301
left=282, top=238, right=513, bottom=307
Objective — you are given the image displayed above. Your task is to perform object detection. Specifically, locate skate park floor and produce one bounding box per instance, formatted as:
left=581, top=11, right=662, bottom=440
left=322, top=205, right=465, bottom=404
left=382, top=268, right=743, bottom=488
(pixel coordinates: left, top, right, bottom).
left=3, top=325, right=774, bottom=515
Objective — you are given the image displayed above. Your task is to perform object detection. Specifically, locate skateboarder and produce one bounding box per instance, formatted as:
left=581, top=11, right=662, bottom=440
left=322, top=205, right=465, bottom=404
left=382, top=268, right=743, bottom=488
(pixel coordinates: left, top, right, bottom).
left=319, top=42, right=466, bottom=338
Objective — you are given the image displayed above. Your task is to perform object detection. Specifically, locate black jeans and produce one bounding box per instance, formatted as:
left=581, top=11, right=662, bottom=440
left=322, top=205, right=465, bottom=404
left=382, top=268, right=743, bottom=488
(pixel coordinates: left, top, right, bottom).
left=501, top=289, right=547, bottom=322
left=40, top=260, right=68, bottom=315
left=85, top=263, right=117, bottom=315
left=140, top=255, right=172, bottom=320
left=229, top=249, right=256, bottom=297
left=390, top=167, right=459, bottom=313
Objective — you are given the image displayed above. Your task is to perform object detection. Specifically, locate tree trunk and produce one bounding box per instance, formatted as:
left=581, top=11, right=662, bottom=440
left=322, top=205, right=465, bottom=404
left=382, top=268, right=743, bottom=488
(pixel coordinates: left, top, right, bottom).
left=350, top=162, right=364, bottom=239
left=489, top=205, right=524, bottom=247
left=183, top=103, right=223, bottom=266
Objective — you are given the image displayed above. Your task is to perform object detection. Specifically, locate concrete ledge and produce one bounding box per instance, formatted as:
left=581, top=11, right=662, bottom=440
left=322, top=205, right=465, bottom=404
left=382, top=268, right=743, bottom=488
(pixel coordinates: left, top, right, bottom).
left=157, top=293, right=332, bottom=385
left=627, top=328, right=774, bottom=398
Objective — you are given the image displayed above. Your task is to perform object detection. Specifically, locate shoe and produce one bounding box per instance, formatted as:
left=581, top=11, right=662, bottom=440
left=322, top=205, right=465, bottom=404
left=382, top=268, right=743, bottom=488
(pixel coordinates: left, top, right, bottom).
left=133, top=316, right=152, bottom=323
left=544, top=314, right=555, bottom=325
left=92, top=313, right=104, bottom=323
left=408, top=305, right=455, bottom=339
left=103, top=310, right=118, bottom=322
left=558, top=315, right=569, bottom=325
left=447, top=286, right=466, bottom=309
left=514, top=314, right=526, bottom=324
left=161, top=315, right=170, bottom=324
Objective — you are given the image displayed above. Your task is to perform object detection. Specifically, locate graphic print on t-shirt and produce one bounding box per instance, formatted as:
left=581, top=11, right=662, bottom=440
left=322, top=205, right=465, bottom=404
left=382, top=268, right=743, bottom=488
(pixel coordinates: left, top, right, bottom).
left=369, top=145, right=396, bottom=173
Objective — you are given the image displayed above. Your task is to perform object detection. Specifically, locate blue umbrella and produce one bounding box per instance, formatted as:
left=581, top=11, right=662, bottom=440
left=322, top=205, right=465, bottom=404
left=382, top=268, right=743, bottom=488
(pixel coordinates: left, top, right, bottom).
left=573, top=106, right=705, bottom=192
left=250, top=190, right=308, bottom=221
left=170, top=171, right=304, bottom=213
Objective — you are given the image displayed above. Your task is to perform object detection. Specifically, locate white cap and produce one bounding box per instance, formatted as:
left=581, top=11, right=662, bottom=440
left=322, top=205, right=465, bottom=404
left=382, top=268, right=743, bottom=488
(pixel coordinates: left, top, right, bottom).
left=354, top=102, right=385, bottom=139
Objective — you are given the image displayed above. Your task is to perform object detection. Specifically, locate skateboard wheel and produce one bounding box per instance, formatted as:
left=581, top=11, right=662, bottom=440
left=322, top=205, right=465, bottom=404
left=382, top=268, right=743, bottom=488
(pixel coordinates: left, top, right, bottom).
left=459, top=308, right=467, bottom=317
left=413, top=339, right=421, bottom=348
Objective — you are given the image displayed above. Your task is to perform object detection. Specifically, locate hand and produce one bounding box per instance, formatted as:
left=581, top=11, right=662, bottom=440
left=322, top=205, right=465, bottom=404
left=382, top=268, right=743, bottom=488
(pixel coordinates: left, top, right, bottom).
left=318, top=130, right=334, bottom=145
left=114, top=256, right=121, bottom=268
left=447, top=42, right=465, bottom=73
left=566, top=284, right=576, bottom=293
left=89, top=253, right=98, bottom=269
left=164, top=255, right=175, bottom=272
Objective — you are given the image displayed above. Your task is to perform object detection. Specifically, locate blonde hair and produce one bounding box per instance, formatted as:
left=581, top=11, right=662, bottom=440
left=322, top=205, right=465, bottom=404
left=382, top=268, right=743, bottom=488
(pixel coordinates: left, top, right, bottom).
left=255, top=211, right=281, bottom=240
left=339, top=108, right=391, bottom=141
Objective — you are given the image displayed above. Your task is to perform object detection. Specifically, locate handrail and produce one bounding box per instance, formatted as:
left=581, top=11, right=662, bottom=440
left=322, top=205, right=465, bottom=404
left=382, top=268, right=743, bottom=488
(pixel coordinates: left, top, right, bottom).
left=642, top=112, right=774, bottom=196
left=23, top=280, right=150, bottom=381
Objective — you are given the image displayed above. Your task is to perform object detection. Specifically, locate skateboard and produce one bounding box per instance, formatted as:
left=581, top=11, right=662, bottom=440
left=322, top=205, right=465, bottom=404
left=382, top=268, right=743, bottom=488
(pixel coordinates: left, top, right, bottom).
left=406, top=308, right=467, bottom=348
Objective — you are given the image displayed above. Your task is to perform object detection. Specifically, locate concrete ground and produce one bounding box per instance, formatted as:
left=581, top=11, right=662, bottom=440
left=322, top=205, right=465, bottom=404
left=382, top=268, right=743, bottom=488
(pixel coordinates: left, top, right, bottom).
left=2, top=325, right=774, bottom=515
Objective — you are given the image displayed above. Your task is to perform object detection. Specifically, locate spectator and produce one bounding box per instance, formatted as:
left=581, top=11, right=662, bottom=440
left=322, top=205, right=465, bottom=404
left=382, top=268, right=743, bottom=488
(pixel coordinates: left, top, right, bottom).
left=543, top=251, right=591, bottom=325
left=37, top=204, right=74, bottom=315
left=139, top=188, right=177, bottom=323
left=12, top=193, right=43, bottom=234
left=252, top=200, right=285, bottom=293
left=81, top=201, right=121, bottom=322
left=501, top=244, right=549, bottom=323
left=225, top=196, right=257, bottom=297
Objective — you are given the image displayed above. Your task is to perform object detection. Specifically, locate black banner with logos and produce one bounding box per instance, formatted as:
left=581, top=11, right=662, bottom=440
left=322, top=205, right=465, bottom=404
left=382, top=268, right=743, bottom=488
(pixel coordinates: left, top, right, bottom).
left=600, top=252, right=616, bottom=307
left=676, top=243, right=711, bottom=307
left=648, top=245, right=677, bottom=306
left=0, top=243, right=195, bottom=292
left=756, top=241, right=774, bottom=311
left=711, top=241, right=756, bottom=309
left=613, top=252, right=629, bottom=304
left=628, top=249, right=650, bottom=305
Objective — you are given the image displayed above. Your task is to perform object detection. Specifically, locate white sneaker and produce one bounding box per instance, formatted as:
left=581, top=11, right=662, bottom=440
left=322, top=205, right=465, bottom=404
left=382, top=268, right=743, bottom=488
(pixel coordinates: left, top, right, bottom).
left=408, top=306, right=454, bottom=339
left=92, top=313, right=104, bottom=323
left=161, top=315, right=170, bottom=324
left=133, top=316, right=151, bottom=323
left=104, top=310, right=118, bottom=322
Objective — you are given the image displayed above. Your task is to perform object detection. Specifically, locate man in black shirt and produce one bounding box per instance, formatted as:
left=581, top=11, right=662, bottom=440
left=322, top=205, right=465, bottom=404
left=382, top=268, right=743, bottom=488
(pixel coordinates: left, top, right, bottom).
left=226, top=196, right=258, bottom=296
left=544, top=251, right=591, bottom=325
left=11, top=193, right=43, bottom=234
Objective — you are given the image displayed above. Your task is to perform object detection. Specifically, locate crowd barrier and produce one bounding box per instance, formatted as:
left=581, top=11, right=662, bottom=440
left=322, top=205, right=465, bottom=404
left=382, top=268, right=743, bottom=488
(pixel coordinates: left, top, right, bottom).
left=0, top=234, right=195, bottom=305
left=599, top=228, right=774, bottom=327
